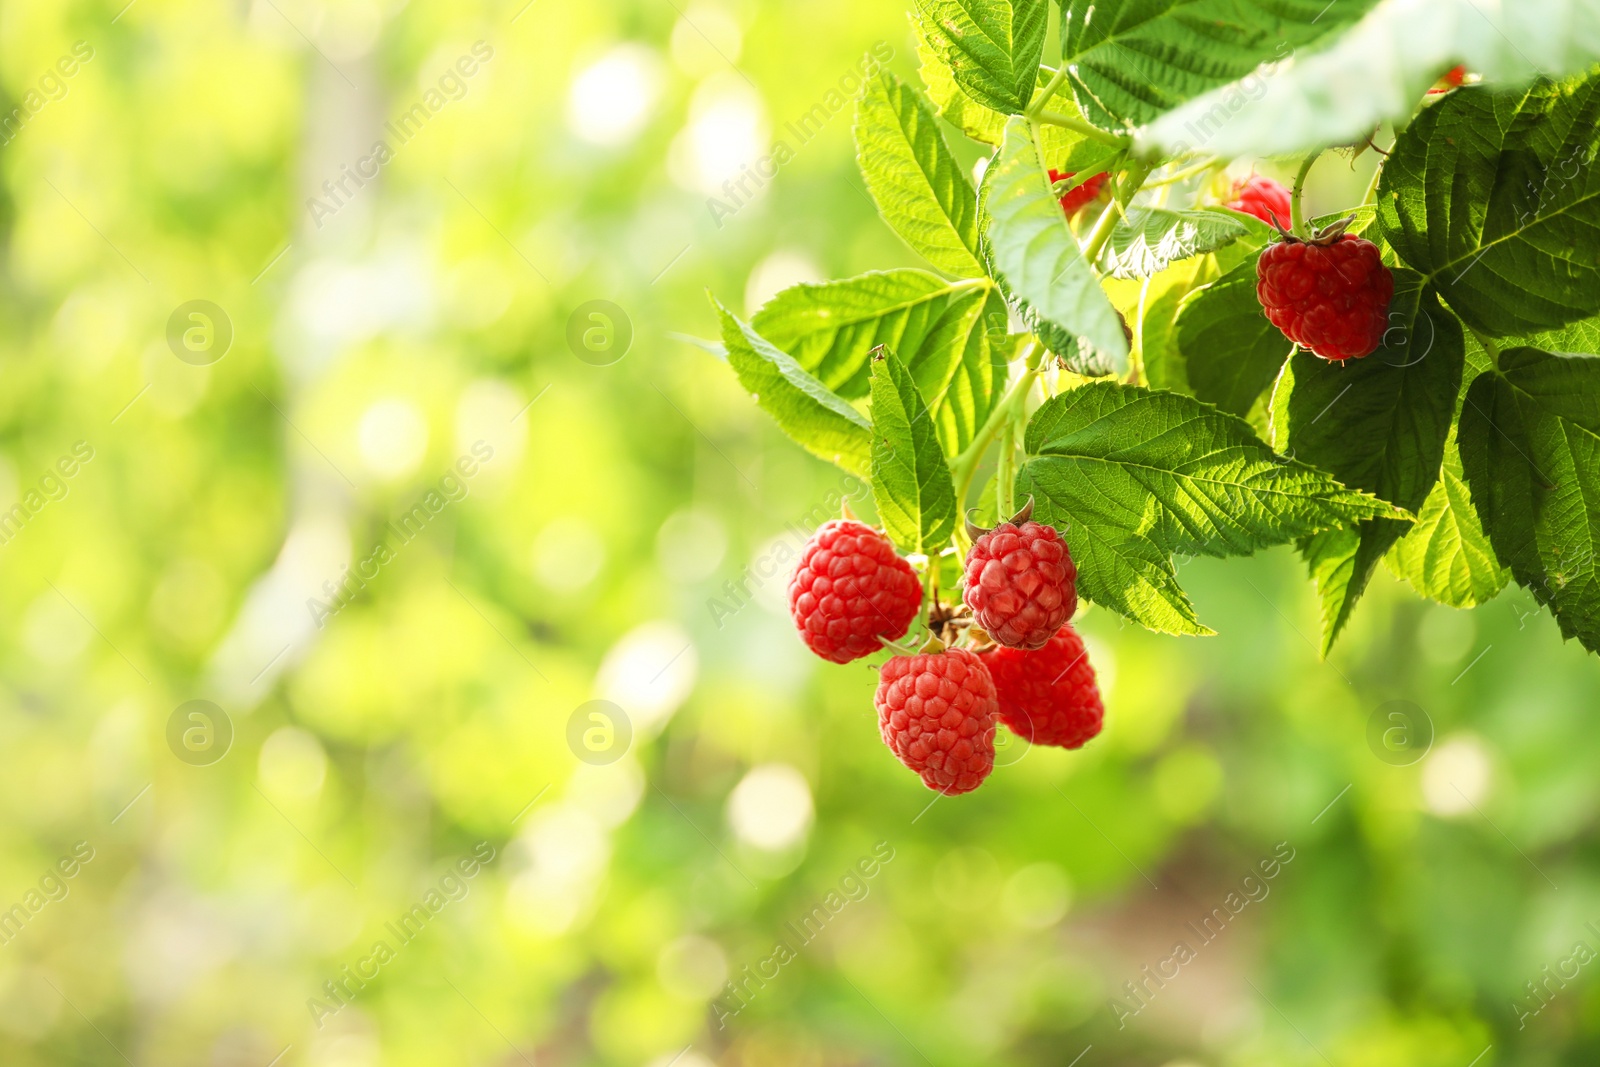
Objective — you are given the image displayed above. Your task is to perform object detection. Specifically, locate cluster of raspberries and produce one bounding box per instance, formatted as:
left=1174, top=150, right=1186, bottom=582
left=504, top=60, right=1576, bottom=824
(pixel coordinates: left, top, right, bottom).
left=788, top=514, right=1102, bottom=796
left=778, top=122, right=1471, bottom=792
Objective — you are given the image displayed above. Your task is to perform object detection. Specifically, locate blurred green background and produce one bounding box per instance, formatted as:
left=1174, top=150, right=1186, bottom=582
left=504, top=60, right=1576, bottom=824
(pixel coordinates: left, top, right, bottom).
left=2, top=1, right=1599, bottom=1065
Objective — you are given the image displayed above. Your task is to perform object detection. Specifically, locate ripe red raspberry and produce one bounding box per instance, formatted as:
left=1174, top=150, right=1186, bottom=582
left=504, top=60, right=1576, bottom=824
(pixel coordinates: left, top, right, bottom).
left=1256, top=227, right=1394, bottom=361
left=979, top=624, right=1103, bottom=749
left=1226, top=174, right=1292, bottom=227
left=789, top=520, right=921, bottom=664
left=875, top=647, right=998, bottom=794
left=1428, top=65, right=1467, bottom=94
left=1048, top=168, right=1109, bottom=215
left=963, top=520, right=1077, bottom=650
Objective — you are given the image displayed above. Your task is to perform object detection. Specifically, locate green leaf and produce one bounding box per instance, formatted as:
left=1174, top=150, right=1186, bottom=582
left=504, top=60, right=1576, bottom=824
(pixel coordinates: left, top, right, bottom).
left=1059, top=0, right=1379, bottom=129
left=1460, top=347, right=1600, bottom=652
left=1280, top=276, right=1466, bottom=652
left=1386, top=321, right=1508, bottom=608
left=911, top=0, right=1048, bottom=115
left=916, top=27, right=1011, bottom=144
left=1388, top=437, right=1510, bottom=609
left=1139, top=255, right=1218, bottom=394
left=749, top=270, right=1006, bottom=455
left=1098, top=208, right=1250, bottom=280
left=1376, top=76, right=1600, bottom=337
left=1175, top=251, right=1291, bottom=418
left=713, top=299, right=872, bottom=476
left=856, top=71, right=986, bottom=278
left=982, top=116, right=1130, bottom=371
left=1016, top=381, right=1399, bottom=636
left=1525, top=314, right=1600, bottom=355
left=916, top=46, right=1112, bottom=171
left=870, top=348, right=958, bottom=555
left=1139, top=0, right=1600, bottom=158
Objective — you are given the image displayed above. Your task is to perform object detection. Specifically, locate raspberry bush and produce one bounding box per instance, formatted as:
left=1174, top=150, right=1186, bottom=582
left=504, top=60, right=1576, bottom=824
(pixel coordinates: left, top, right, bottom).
left=706, top=0, right=1600, bottom=716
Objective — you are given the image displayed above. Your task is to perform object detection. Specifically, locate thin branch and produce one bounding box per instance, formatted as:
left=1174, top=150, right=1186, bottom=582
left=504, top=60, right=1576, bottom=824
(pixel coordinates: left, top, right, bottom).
left=1291, top=151, right=1321, bottom=237
left=1034, top=109, right=1130, bottom=148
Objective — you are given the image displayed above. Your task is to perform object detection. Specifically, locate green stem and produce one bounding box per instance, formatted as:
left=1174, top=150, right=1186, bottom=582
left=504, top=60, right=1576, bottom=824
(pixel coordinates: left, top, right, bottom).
left=996, top=417, right=1017, bottom=519
left=1081, top=159, right=1154, bottom=265
left=1034, top=110, right=1130, bottom=147
left=1131, top=275, right=1153, bottom=387
left=1144, top=157, right=1221, bottom=189
left=1290, top=151, right=1320, bottom=237
left=1361, top=157, right=1385, bottom=206
left=952, top=343, right=1044, bottom=514
left=1026, top=67, right=1070, bottom=120
left=914, top=556, right=939, bottom=635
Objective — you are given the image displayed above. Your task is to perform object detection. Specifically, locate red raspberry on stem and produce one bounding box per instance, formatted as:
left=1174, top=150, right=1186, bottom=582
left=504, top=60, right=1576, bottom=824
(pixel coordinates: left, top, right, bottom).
left=789, top=520, right=921, bottom=664
left=979, top=623, right=1103, bottom=750
left=962, top=499, right=1077, bottom=651
left=1428, top=65, right=1467, bottom=94
left=875, top=645, right=998, bottom=795
left=1048, top=168, right=1109, bottom=216
left=1226, top=174, right=1292, bottom=227
left=1256, top=217, right=1395, bottom=361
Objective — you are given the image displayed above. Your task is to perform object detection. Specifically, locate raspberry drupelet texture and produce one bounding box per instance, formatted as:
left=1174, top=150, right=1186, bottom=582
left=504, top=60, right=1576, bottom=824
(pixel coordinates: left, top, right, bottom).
left=1048, top=168, right=1110, bottom=215
left=1226, top=174, right=1292, bottom=227
left=1257, top=234, right=1395, bottom=361
left=963, top=521, right=1077, bottom=650
left=788, top=520, right=921, bottom=664
left=979, top=623, right=1104, bottom=749
left=875, top=647, right=999, bottom=795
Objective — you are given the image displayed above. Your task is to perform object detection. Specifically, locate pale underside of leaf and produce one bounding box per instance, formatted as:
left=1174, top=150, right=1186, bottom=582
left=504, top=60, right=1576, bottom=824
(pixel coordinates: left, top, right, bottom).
left=1139, top=0, right=1600, bottom=158
left=1063, top=0, right=1380, bottom=130
left=983, top=116, right=1131, bottom=369
left=1098, top=207, right=1250, bottom=280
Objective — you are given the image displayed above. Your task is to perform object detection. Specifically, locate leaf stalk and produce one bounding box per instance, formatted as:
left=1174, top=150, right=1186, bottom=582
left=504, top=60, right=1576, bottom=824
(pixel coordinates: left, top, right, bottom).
left=1290, top=151, right=1321, bottom=237
left=951, top=342, right=1044, bottom=515
left=1035, top=109, right=1130, bottom=148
